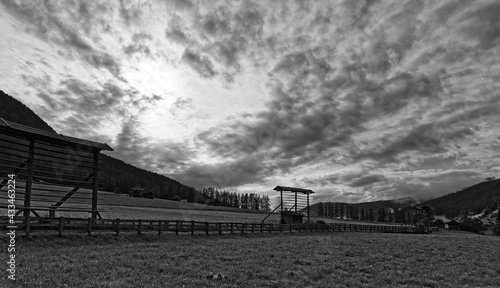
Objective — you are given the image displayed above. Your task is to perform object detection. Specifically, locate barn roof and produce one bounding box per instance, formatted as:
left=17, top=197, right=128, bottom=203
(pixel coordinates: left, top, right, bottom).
left=0, top=118, right=113, bottom=151
left=273, top=185, right=314, bottom=194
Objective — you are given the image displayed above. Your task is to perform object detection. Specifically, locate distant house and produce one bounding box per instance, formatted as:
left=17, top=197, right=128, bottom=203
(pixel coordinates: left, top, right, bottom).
left=432, top=219, right=446, bottom=229
left=128, top=187, right=154, bottom=199
left=446, top=219, right=460, bottom=230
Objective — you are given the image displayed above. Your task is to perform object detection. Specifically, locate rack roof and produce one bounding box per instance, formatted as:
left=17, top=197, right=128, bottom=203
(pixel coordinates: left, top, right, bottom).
left=0, top=118, right=113, bottom=151
left=273, top=185, right=314, bottom=194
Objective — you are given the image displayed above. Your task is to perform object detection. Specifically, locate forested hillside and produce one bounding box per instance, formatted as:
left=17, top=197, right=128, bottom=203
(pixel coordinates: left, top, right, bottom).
left=312, top=179, right=500, bottom=221
left=0, top=90, right=204, bottom=202
left=0, top=90, right=54, bottom=132
left=418, top=178, right=500, bottom=218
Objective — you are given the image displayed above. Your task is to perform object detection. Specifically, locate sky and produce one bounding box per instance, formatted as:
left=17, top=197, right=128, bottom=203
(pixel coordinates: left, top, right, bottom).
left=0, top=0, right=499, bottom=204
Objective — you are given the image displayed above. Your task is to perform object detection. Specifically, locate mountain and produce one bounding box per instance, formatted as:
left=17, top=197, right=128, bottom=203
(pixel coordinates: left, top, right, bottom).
left=417, top=178, right=500, bottom=219
left=0, top=90, right=205, bottom=202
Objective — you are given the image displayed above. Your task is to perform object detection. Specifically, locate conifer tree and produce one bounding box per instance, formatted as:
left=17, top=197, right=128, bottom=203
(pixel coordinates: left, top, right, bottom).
left=334, top=203, right=340, bottom=218
left=317, top=202, right=324, bottom=217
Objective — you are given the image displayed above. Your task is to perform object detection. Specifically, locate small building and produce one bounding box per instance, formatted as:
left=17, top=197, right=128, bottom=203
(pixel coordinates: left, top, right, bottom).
left=432, top=219, right=446, bottom=229
left=280, top=211, right=304, bottom=225
left=129, top=187, right=153, bottom=199
left=447, top=219, right=460, bottom=230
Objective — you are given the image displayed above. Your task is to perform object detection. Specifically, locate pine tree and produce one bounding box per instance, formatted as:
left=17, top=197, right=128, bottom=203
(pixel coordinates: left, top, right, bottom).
left=360, top=207, right=366, bottom=220
left=377, top=207, right=386, bottom=222
left=369, top=208, right=374, bottom=221
left=317, top=202, right=324, bottom=217
left=334, top=203, right=340, bottom=218
left=234, top=194, right=240, bottom=208
left=249, top=193, right=255, bottom=210
left=388, top=211, right=393, bottom=223
left=339, top=203, right=345, bottom=219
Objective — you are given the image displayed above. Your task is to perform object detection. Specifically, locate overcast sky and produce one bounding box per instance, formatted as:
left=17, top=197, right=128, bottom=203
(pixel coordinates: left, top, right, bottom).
left=1, top=0, right=499, bottom=203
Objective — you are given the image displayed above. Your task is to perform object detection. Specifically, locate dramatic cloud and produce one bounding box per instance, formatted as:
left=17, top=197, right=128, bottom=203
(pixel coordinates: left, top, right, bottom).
left=1, top=0, right=499, bottom=203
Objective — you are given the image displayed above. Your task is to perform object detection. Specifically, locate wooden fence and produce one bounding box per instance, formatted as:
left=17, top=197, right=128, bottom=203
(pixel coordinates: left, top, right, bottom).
left=0, top=216, right=420, bottom=237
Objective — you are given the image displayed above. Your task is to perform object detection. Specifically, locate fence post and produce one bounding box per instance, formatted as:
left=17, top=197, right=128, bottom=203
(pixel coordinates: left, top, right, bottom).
left=260, top=223, right=263, bottom=233
left=206, top=222, right=209, bottom=235
left=290, top=223, right=293, bottom=233
left=87, top=218, right=92, bottom=236
left=218, top=222, right=221, bottom=234
left=269, top=223, right=272, bottom=233
left=158, top=220, right=162, bottom=235
left=58, top=217, right=64, bottom=237
left=25, top=214, right=30, bottom=237
left=191, top=221, right=195, bottom=235
left=176, top=221, right=179, bottom=235
left=230, top=222, right=234, bottom=234
left=251, top=223, right=254, bottom=233
left=138, top=219, right=142, bottom=235
left=116, top=218, right=120, bottom=235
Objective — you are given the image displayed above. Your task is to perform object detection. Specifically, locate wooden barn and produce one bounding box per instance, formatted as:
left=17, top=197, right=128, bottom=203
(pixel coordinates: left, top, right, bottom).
left=0, top=118, right=113, bottom=232
left=261, top=186, right=314, bottom=224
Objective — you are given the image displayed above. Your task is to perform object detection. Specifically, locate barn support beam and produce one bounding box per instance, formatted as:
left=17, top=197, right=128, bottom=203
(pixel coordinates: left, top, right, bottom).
left=307, top=191, right=310, bottom=222
left=92, top=149, right=99, bottom=219
left=294, top=191, right=297, bottom=213
left=280, top=191, right=283, bottom=212
left=23, top=139, right=35, bottom=219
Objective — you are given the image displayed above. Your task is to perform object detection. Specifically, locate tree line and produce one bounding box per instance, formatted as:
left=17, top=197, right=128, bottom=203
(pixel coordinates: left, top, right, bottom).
left=317, top=202, right=417, bottom=224
left=202, top=187, right=271, bottom=212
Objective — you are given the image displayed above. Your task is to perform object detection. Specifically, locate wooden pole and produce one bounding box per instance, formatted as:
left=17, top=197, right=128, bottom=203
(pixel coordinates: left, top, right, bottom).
left=58, top=217, right=63, bottom=237
left=158, top=220, right=162, bottom=235
left=280, top=190, right=283, bottom=212
left=191, top=221, right=195, bottom=235
left=307, top=191, right=310, bottom=222
left=138, top=219, right=142, bottom=235
left=24, top=139, right=35, bottom=236
left=206, top=222, right=209, bottom=235
left=294, top=192, right=297, bottom=213
left=116, top=218, right=120, bottom=235
left=91, top=149, right=99, bottom=219
left=87, top=218, right=92, bottom=236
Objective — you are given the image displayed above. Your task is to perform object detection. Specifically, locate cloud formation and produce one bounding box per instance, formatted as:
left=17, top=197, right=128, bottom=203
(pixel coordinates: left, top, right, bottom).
left=1, top=0, right=499, bottom=203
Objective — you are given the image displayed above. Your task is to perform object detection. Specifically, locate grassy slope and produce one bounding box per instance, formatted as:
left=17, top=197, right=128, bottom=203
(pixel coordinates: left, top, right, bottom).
left=2, top=232, right=500, bottom=288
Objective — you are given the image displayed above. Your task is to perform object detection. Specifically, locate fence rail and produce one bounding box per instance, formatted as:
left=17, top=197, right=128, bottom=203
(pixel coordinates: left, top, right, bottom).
left=0, top=216, right=422, bottom=236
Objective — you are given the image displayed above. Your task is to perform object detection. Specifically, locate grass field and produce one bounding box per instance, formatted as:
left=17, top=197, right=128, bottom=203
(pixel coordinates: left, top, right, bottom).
left=2, top=230, right=500, bottom=287
left=2, top=184, right=397, bottom=225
